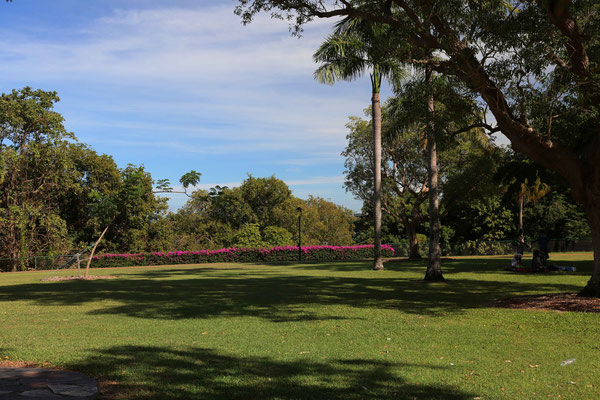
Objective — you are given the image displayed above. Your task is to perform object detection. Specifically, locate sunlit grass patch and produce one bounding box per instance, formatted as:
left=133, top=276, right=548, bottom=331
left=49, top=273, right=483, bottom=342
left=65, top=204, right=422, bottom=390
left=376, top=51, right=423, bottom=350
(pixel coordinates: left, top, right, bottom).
left=0, top=254, right=597, bottom=399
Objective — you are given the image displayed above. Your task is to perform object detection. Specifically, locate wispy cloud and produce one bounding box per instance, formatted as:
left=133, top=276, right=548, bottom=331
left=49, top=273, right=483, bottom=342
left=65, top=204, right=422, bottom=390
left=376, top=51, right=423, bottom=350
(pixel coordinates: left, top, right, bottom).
left=0, top=6, right=328, bottom=84
left=0, top=3, right=373, bottom=211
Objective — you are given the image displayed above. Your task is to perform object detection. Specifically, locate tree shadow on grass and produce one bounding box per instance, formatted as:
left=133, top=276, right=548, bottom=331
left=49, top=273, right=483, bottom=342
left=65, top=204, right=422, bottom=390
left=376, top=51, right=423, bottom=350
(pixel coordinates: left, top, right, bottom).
left=0, top=266, right=584, bottom=321
left=295, top=258, right=512, bottom=274
left=297, top=257, right=594, bottom=275
left=249, top=260, right=377, bottom=272
left=67, top=345, right=476, bottom=400
left=433, top=258, right=594, bottom=276
left=95, top=255, right=593, bottom=277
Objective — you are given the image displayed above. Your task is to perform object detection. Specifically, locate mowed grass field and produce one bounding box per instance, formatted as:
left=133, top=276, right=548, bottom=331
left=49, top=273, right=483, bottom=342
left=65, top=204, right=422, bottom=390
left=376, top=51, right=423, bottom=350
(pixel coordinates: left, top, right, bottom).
left=0, top=254, right=599, bottom=399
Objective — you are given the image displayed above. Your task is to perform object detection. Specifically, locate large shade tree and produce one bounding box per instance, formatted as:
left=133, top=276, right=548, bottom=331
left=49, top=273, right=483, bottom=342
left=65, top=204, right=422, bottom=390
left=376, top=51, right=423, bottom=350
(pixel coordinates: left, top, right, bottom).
left=235, top=1, right=600, bottom=296
left=313, top=16, right=406, bottom=270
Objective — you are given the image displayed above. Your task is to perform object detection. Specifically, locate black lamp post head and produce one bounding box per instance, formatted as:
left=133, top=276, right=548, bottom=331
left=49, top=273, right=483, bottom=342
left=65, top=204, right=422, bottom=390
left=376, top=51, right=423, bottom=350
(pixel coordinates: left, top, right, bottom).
left=296, top=206, right=302, bottom=213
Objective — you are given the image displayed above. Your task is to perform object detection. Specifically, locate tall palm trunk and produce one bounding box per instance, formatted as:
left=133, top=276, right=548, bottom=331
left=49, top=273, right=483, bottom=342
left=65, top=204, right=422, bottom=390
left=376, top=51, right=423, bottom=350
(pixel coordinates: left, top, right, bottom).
left=372, top=70, right=384, bottom=270
left=424, top=63, right=444, bottom=281
left=518, top=195, right=524, bottom=232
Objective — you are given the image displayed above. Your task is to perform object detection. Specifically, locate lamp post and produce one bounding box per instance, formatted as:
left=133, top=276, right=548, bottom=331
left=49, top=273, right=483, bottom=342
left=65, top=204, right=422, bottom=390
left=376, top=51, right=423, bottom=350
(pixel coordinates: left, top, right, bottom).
left=296, top=206, right=302, bottom=262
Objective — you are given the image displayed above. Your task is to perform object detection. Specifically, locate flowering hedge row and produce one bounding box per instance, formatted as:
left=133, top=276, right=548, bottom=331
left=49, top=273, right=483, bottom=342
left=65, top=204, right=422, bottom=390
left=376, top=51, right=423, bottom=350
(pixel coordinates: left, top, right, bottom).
left=91, top=245, right=395, bottom=268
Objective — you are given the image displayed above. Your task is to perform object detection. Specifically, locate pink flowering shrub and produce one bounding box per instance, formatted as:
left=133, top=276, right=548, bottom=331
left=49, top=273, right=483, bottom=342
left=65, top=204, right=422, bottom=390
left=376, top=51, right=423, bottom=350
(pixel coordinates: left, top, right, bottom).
left=91, top=245, right=394, bottom=268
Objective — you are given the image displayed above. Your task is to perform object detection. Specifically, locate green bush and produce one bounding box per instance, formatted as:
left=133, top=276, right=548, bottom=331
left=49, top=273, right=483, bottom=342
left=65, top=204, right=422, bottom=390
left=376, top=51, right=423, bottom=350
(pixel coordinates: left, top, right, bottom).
left=234, top=224, right=266, bottom=248
left=263, top=226, right=293, bottom=246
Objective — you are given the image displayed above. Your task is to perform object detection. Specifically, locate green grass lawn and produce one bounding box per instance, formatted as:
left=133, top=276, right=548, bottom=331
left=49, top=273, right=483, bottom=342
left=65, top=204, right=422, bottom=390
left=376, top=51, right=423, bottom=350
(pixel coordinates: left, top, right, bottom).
left=1, top=254, right=599, bottom=399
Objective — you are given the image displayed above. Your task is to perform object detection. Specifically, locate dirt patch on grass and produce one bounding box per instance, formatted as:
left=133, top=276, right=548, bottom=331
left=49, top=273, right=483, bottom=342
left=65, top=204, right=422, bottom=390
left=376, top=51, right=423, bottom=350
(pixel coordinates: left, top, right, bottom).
left=490, top=292, right=600, bottom=313
left=0, top=360, right=43, bottom=368
left=41, top=275, right=117, bottom=282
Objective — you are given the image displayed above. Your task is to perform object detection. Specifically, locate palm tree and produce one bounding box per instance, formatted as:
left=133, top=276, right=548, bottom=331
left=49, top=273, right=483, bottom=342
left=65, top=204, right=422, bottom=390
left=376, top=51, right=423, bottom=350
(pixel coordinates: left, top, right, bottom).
left=496, top=158, right=551, bottom=235
left=313, top=17, right=405, bottom=270
left=424, top=61, right=443, bottom=280
left=517, top=175, right=551, bottom=232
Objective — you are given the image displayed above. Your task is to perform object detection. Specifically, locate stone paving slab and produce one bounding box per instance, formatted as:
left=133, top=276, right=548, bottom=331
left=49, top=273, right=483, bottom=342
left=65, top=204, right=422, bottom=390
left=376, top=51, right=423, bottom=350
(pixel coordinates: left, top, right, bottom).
left=0, top=368, right=98, bottom=400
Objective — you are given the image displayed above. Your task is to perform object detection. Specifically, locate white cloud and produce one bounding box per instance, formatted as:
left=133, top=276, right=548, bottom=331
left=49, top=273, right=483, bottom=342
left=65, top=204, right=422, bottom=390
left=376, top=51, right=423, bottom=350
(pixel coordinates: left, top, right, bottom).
left=0, top=6, right=329, bottom=84
left=0, top=3, right=370, bottom=211
left=287, top=176, right=345, bottom=185
left=0, top=5, right=370, bottom=156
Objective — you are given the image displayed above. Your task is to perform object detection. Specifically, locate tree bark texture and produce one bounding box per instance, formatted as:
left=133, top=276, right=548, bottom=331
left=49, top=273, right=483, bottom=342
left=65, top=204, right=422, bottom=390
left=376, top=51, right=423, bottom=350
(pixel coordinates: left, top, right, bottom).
left=84, top=225, right=110, bottom=279
left=518, top=195, right=524, bottom=233
left=8, top=225, right=19, bottom=272
left=407, top=221, right=421, bottom=260
left=580, top=198, right=600, bottom=296
left=372, top=92, right=384, bottom=270
left=424, top=64, right=444, bottom=281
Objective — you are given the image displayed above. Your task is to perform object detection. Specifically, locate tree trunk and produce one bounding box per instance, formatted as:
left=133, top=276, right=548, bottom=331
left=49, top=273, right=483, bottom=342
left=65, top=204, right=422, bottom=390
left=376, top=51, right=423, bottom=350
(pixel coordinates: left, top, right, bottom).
left=518, top=195, right=524, bottom=233
left=580, top=201, right=600, bottom=296
left=372, top=91, right=384, bottom=271
left=84, top=225, right=110, bottom=279
left=424, top=64, right=444, bottom=281
left=8, top=222, right=19, bottom=273
left=406, top=220, right=421, bottom=260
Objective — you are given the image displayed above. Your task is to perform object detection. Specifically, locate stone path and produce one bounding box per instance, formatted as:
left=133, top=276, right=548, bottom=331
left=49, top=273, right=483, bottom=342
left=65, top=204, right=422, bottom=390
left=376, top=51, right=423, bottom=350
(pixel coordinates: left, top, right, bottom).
left=0, top=368, right=98, bottom=399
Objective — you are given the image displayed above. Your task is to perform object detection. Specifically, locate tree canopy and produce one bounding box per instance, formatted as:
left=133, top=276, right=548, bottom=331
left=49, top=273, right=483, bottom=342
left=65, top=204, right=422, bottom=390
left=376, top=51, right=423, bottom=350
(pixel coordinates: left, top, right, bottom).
left=234, top=0, right=600, bottom=295
left=169, top=175, right=355, bottom=250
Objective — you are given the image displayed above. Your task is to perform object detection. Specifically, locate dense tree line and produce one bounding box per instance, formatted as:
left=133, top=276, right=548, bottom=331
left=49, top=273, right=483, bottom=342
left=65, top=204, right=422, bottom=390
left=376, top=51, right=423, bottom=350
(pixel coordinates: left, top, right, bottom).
left=0, top=88, right=355, bottom=271
left=166, top=175, right=355, bottom=250
left=343, top=93, right=590, bottom=253
left=4, top=1, right=599, bottom=294
left=0, top=89, right=170, bottom=271
left=0, top=87, right=590, bottom=273
left=347, top=119, right=590, bottom=251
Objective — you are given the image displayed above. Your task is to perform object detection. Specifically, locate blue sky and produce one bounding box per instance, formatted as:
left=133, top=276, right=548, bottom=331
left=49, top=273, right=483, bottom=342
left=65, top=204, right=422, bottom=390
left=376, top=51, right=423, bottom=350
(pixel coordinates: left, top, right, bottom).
left=0, top=0, right=395, bottom=211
